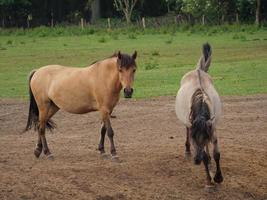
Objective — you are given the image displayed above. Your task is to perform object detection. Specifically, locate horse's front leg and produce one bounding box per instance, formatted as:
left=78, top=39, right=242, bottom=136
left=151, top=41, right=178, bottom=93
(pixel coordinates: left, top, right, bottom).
left=100, top=109, right=117, bottom=157
left=98, top=123, right=106, bottom=154
left=203, top=151, right=212, bottom=186
left=212, top=135, right=223, bottom=183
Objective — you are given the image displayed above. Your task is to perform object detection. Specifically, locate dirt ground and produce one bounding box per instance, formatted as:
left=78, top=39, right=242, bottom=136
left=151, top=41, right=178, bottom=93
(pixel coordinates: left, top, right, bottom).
left=0, top=95, right=266, bottom=200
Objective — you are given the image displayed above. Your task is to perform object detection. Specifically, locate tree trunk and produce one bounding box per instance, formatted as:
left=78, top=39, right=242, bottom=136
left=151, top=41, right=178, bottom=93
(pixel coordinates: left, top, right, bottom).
left=255, top=0, right=261, bottom=25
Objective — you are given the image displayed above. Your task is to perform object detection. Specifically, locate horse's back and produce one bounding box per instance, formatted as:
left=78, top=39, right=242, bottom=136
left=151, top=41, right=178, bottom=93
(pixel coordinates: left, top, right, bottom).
left=30, top=65, right=98, bottom=114
left=175, top=70, right=222, bottom=127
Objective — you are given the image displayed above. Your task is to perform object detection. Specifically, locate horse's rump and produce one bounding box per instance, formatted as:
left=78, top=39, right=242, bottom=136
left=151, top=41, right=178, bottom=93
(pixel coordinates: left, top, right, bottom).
left=175, top=69, right=222, bottom=127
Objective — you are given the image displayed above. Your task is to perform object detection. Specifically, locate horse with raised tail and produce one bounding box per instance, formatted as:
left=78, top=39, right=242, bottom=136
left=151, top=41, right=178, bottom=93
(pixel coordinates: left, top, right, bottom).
left=175, top=43, right=223, bottom=187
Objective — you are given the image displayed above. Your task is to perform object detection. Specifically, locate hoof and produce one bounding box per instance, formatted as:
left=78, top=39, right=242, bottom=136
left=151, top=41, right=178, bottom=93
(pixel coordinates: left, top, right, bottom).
left=100, top=153, right=110, bottom=159
left=111, top=155, right=120, bottom=163
left=204, top=183, right=216, bottom=192
left=34, top=149, right=42, bottom=158
left=214, top=172, right=223, bottom=183
left=46, top=154, right=54, bottom=161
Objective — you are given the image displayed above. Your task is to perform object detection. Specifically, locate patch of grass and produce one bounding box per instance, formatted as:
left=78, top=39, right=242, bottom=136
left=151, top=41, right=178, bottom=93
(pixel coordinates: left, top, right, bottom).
left=151, top=50, right=160, bottom=56
left=98, top=37, right=107, bottom=43
left=0, top=29, right=267, bottom=99
left=128, top=33, right=137, bottom=39
left=165, top=38, right=173, bottom=44
left=6, top=40, right=13, bottom=45
left=144, top=61, right=159, bottom=70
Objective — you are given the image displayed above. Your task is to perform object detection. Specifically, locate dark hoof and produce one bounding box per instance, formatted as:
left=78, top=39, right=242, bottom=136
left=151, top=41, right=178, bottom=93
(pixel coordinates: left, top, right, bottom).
left=34, top=149, right=42, bottom=158
left=110, top=115, right=117, bottom=118
left=100, top=153, right=110, bottom=159
left=46, top=154, right=54, bottom=161
left=214, top=172, right=223, bottom=183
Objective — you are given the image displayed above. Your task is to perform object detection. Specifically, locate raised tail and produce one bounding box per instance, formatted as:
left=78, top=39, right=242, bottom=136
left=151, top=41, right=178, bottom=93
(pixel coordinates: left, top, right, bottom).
left=197, top=43, right=212, bottom=72
left=24, top=70, right=56, bottom=132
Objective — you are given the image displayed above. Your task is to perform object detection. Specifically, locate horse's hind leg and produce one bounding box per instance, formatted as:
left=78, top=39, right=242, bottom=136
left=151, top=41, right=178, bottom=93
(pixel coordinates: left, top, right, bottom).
left=212, top=134, right=223, bottom=183
left=34, top=134, right=42, bottom=158
left=185, top=127, right=191, bottom=156
left=35, top=102, right=58, bottom=159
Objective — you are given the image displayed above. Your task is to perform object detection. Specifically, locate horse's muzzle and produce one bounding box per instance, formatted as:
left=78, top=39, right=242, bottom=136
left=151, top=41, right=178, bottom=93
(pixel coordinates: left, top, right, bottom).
left=124, top=88, right=133, bottom=98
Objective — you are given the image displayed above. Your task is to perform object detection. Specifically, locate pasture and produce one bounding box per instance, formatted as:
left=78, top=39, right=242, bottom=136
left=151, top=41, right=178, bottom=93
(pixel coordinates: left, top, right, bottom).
left=0, top=27, right=267, bottom=200
left=0, top=27, right=267, bottom=98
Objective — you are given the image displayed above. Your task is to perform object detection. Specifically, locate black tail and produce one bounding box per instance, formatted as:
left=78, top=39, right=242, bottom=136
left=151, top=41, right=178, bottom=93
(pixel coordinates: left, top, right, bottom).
left=197, top=43, right=212, bottom=72
left=202, top=43, right=211, bottom=62
left=24, top=70, right=56, bottom=132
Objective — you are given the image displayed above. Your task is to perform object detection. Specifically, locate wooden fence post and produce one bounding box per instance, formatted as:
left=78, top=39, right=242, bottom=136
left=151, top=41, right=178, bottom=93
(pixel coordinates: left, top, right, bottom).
left=107, top=18, right=111, bottom=30
left=51, top=12, right=54, bottom=27
left=236, top=13, right=239, bottom=24
left=202, top=15, right=205, bottom=25
left=81, top=18, right=84, bottom=29
left=221, top=15, right=225, bottom=24
left=142, top=17, right=146, bottom=29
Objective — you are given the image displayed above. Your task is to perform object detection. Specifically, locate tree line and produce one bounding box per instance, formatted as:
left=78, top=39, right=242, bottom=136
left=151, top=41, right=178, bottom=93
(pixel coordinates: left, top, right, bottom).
left=0, top=0, right=266, bottom=28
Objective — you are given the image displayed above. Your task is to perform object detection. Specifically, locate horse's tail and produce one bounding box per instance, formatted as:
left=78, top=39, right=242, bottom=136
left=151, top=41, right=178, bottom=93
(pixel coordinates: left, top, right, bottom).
left=24, top=70, right=39, bottom=132
left=197, top=43, right=212, bottom=72
left=24, top=70, right=56, bottom=132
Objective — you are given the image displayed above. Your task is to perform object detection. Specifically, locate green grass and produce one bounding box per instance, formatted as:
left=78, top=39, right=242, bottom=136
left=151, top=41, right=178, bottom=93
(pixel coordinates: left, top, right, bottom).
left=0, top=27, right=267, bottom=99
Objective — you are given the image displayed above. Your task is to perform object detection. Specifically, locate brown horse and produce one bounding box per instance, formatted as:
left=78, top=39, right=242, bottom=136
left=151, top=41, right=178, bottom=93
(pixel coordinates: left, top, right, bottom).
left=175, top=44, right=223, bottom=187
left=24, top=51, right=137, bottom=160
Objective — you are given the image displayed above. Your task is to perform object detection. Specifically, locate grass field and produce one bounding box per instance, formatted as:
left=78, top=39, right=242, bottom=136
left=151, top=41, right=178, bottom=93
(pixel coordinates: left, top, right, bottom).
left=0, top=27, right=267, bottom=98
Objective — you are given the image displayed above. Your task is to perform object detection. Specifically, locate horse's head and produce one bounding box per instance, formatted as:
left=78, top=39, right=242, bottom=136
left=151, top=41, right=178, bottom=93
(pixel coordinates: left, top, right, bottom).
left=190, top=91, right=214, bottom=165
left=190, top=117, right=213, bottom=165
left=117, top=51, right=137, bottom=98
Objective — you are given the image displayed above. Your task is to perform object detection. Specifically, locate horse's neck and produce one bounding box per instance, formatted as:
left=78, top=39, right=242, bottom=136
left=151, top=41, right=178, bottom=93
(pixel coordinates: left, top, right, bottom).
left=91, top=58, right=122, bottom=94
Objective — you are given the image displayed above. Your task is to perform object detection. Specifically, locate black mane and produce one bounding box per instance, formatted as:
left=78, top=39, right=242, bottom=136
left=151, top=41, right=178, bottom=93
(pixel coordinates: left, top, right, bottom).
left=112, top=52, right=136, bottom=69
left=190, top=89, right=212, bottom=143
left=90, top=52, right=136, bottom=69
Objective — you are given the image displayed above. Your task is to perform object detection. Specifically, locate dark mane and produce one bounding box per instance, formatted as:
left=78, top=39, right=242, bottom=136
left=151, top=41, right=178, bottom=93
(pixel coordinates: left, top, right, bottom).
left=113, top=52, right=136, bottom=69
left=190, top=89, right=212, bottom=143
left=90, top=52, right=136, bottom=69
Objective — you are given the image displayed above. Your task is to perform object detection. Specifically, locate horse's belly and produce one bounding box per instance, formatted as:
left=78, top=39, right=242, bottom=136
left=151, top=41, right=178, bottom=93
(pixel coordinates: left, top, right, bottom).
left=49, top=88, right=98, bottom=114
left=54, top=98, right=98, bottom=114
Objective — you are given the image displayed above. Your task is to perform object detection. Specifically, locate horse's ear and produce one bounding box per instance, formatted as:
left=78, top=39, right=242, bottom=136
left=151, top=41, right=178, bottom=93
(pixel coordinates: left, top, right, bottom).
left=118, top=51, right=122, bottom=60
left=132, top=51, right=137, bottom=60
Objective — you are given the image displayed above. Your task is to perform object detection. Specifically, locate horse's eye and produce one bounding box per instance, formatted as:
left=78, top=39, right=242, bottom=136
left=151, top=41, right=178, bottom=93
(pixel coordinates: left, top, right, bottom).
left=133, top=69, right=136, bottom=73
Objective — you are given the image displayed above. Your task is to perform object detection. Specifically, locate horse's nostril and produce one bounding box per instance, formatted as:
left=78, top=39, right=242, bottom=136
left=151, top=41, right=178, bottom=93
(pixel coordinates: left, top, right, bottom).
left=124, top=88, right=133, bottom=94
